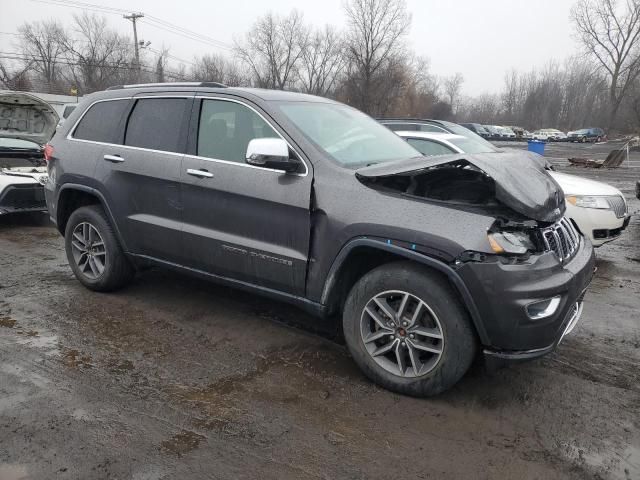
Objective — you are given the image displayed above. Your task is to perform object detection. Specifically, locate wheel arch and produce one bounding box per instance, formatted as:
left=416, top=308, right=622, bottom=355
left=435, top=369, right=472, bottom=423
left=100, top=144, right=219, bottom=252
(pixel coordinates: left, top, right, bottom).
left=321, top=238, right=490, bottom=344
left=56, top=184, right=128, bottom=252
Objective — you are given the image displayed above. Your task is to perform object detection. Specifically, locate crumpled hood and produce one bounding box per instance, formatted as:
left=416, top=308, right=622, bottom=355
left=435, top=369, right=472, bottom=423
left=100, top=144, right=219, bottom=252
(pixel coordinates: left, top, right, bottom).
left=356, top=150, right=565, bottom=223
left=0, top=92, right=59, bottom=145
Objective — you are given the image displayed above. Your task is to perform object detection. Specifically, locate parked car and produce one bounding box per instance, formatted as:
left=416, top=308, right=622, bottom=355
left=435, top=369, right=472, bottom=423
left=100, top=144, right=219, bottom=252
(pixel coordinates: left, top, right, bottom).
left=378, top=118, right=497, bottom=148
left=0, top=92, right=57, bottom=215
left=459, top=122, right=491, bottom=139
left=547, top=129, right=568, bottom=142
left=56, top=103, right=78, bottom=128
left=509, top=126, right=530, bottom=140
left=395, top=131, right=630, bottom=246
left=532, top=129, right=554, bottom=141
left=498, top=126, right=517, bottom=140
left=45, top=83, right=594, bottom=396
left=482, top=125, right=502, bottom=140
left=568, top=128, right=606, bottom=143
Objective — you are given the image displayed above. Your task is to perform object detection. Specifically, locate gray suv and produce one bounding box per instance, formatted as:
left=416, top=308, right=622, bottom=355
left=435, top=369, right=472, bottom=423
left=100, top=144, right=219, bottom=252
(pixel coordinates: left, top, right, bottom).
left=44, top=83, right=595, bottom=396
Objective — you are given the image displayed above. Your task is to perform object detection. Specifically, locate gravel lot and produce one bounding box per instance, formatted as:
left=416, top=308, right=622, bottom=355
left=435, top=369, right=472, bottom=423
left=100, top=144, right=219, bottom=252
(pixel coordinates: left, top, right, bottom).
left=1, top=143, right=639, bottom=480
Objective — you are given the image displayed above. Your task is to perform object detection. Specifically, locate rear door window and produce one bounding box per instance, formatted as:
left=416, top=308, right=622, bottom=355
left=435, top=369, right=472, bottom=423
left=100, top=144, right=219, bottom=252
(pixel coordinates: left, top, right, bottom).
left=125, top=98, right=189, bottom=152
left=73, top=100, right=129, bottom=143
left=197, top=99, right=279, bottom=163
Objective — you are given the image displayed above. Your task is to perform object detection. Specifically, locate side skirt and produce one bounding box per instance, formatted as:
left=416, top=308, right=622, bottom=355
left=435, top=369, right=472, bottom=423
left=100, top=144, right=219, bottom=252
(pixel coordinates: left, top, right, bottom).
left=129, top=253, right=328, bottom=318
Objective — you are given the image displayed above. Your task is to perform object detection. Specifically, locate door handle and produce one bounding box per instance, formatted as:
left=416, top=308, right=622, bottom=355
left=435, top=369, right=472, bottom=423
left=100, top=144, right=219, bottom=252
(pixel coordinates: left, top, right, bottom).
left=187, top=168, right=214, bottom=178
left=104, top=154, right=124, bottom=163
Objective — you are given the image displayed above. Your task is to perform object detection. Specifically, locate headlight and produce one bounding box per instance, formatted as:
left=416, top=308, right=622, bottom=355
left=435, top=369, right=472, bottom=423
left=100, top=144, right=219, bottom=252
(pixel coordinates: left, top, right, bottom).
left=488, top=231, right=535, bottom=255
left=566, top=195, right=611, bottom=209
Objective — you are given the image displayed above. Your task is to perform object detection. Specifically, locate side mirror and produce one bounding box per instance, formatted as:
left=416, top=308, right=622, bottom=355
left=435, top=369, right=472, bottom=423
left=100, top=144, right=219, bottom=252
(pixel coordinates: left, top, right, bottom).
left=246, top=138, right=300, bottom=173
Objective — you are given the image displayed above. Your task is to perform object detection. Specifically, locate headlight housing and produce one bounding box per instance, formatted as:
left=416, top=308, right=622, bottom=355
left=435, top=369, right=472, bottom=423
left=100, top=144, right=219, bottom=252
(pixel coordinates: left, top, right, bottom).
left=488, top=231, right=535, bottom=255
left=566, top=195, right=611, bottom=210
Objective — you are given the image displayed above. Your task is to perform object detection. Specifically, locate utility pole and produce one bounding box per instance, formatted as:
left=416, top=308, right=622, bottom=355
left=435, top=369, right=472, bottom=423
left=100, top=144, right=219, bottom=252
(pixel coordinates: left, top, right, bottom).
left=123, top=12, right=144, bottom=81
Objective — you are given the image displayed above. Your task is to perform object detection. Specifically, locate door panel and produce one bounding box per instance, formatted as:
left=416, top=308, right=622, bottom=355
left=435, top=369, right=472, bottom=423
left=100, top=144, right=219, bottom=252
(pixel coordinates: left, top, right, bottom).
left=93, top=96, right=192, bottom=263
left=180, top=98, right=312, bottom=295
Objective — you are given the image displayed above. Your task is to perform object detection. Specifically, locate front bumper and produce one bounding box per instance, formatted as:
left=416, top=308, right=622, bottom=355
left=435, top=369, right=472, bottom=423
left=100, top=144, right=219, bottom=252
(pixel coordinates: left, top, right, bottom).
left=0, top=184, right=47, bottom=215
left=456, top=236, right=595, bottom=359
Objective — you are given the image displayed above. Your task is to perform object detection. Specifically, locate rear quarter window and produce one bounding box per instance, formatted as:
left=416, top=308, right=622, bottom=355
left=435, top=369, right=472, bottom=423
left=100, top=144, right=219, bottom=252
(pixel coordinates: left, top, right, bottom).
left=72, top=100, right=129, bottom=143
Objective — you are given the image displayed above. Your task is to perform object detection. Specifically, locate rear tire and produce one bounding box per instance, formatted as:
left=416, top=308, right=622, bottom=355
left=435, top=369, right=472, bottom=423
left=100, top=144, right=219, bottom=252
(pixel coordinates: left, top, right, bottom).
left=343, top=261, right=477, bottom=397
left=64, top=205, right=134, bottom=292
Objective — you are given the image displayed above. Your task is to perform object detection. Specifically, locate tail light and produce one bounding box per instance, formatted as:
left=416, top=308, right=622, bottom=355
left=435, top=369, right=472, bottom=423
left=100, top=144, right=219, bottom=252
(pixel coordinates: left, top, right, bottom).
left=43, top=143, right=54, bottom=163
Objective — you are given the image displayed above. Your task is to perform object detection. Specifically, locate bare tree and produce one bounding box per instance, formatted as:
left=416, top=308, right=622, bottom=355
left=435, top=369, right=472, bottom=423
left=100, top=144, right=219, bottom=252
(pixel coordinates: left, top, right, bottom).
left=235, top=10, right=309, bottom=89
left=343, top=0, right=411, bottom=114
left=62, top=13, right=133, bottom=93
left=17, top=20, right=68, bottom=93
left=191, top=53, right=250, bottom=86
left=572, top=0, right=640, bottom=129
left=0, top=61, right=33, bottom=91
left=443, top=72, right=464, bottom=115
left=297, top=25, right=345, bottom=96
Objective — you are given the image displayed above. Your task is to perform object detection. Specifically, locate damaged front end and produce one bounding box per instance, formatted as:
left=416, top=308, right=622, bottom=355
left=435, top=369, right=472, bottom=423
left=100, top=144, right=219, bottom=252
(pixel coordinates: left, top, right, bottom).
left=356, top=151, right=573, bottom=262
left=355, top=151, right=595, bottom=358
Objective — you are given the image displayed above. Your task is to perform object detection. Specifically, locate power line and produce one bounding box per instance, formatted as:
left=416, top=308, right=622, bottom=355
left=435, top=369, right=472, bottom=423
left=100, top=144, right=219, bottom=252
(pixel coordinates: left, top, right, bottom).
left=28, top=0, right=233, bottom=51
left=29, top=0, right=129, bottom=15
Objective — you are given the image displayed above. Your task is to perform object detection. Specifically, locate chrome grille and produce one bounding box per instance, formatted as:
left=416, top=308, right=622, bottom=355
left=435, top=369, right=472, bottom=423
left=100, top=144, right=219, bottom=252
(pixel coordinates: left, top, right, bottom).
left=607, top=196, right=627, bottom=218
left=540, top=218, right=580, bottom=262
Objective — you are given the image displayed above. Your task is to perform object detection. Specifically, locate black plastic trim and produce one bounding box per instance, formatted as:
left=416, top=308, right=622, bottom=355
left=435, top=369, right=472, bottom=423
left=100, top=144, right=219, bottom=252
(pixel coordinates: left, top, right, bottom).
left=320, top=237, right=490, bottom=344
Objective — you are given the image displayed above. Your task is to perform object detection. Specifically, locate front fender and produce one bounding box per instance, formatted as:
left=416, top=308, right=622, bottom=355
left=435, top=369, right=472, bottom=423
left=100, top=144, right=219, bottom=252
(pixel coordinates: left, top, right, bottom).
left=320, top=237, right=490, bottom=344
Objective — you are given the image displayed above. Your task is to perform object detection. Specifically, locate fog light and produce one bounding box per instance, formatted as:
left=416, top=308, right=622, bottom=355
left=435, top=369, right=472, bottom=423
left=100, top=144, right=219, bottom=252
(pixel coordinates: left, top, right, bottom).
left=526, top=296, right=561, bottom=320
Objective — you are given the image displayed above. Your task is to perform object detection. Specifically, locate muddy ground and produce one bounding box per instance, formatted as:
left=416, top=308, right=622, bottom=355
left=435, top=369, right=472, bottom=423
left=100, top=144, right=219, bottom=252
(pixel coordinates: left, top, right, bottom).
left=1, top=147, right=639, bottom=479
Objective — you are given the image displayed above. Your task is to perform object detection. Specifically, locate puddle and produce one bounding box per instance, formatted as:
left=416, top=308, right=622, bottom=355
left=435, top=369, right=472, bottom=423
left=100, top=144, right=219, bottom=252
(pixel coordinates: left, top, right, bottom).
left=15, top=333, right=59, bottom=356
left=0, top=393, right=27, bottom=413
left=0, top=464, right=30, bottom=480
left=0, top=363, right=49, bottom=388
left=561, top=442, right=640, bottom=479
left=160, top=430, right=205, bottom=457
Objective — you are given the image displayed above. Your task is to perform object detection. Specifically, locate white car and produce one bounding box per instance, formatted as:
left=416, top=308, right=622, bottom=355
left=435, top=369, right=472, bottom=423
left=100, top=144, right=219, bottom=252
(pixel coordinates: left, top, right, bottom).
left=0, top=92, right=57, bottom=215
left=497, top=126, right=517, bottom=139
left=532, top=129, right=567, bottom=142
left=395, top=131, right=630, bottom=246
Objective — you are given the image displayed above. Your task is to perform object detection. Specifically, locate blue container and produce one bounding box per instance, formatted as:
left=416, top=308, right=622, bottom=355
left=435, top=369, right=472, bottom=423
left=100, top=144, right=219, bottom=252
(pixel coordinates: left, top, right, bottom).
left=527, top=140, right=545, bottom=156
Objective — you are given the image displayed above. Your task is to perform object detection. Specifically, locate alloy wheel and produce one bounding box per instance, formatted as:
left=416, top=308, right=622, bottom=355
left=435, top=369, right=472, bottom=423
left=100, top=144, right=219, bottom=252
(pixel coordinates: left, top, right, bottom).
left=70, top=222, right=107, bottom=279
left=360, top=290, right=445, bottom=378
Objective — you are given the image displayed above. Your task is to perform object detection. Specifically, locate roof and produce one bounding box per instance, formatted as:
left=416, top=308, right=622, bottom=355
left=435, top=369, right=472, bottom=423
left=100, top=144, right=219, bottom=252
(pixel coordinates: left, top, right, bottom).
left=101, top=82, right=337, bottom=103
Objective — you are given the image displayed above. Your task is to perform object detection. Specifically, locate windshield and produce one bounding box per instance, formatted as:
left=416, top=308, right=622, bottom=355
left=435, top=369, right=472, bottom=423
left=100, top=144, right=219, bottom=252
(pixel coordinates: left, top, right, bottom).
left=449, top=137, right=499, bottom=154
left=0, top=138, right=41, bottom=150
left=276, top=102, right=420, bottom=167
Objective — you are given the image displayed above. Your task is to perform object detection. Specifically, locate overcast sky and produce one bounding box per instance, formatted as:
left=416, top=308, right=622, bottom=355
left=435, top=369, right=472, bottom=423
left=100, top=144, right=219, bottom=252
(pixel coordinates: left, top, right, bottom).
left=0, top=0, right=579, bottom=96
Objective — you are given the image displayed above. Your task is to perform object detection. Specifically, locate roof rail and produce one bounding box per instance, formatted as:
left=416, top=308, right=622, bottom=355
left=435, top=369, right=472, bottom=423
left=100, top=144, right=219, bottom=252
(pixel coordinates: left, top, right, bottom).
left=106, top=81, right=227, bottom=90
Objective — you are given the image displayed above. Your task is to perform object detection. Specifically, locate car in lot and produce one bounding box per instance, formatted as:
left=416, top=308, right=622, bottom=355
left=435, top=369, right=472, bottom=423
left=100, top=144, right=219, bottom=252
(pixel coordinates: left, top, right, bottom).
left=378, top=118, right=496, bottom=148
left=395, top=131, right=630, bottom=246
left=0, top=92, right=57, bottom=215
left=532, top=129, right=568, bottom=142
left=482, top=125, right=502, bottom=140
left=568, top=128, right=606, bottom=143
left=497, top=126, right=517, bottom=140
left=45, top=83, right=595, bottom=396
left=459, top=123, right=491, bottom=139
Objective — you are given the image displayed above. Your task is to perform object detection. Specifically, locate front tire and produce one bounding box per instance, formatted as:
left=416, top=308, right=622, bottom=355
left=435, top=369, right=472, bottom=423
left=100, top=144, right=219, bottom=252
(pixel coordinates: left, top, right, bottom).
left=343, top=262, right=477, bottom=397
left=64, top=205, right=134, bottom=292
